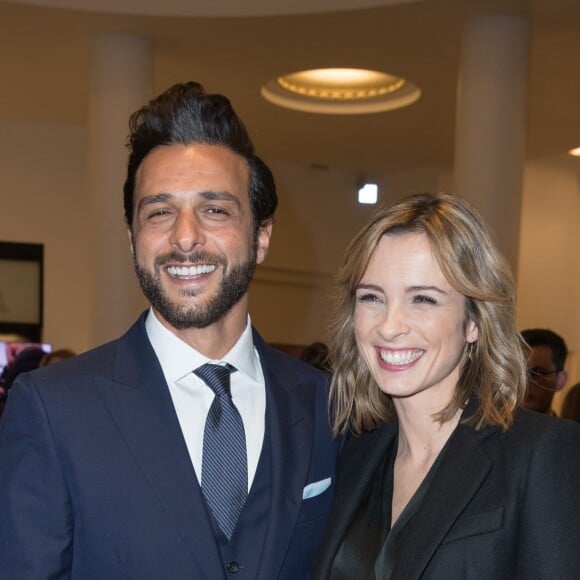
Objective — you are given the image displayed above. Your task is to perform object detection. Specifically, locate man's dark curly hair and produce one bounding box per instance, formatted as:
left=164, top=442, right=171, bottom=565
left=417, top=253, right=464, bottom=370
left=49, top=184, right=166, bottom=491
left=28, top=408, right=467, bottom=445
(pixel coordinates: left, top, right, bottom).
left=123, top=81, right=277, bottom=233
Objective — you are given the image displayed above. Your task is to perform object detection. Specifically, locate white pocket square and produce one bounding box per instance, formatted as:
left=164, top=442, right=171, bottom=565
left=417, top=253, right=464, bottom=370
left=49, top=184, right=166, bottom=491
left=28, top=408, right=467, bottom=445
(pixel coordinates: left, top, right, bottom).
left=302, top=477, right=332, bottom=500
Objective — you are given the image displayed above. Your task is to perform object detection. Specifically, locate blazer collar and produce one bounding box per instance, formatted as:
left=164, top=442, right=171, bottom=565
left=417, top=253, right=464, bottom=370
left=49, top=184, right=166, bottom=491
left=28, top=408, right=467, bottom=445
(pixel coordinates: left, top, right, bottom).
left=314, top=400, right=498, bottom=580
left=391, top=409, right=496, bottom=579
left=313, top=422, right=398, bottom=578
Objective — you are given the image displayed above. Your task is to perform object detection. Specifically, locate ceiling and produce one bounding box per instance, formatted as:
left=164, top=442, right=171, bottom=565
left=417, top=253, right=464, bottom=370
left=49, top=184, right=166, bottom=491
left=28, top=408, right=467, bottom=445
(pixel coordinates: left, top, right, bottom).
left=1, top=0, right=579, bottom=178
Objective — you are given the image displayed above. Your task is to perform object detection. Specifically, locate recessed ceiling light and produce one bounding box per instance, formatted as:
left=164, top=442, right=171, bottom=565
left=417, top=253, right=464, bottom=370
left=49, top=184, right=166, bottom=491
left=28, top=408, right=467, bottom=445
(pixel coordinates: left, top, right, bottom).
left=358, top=183, right=378, bottom=204
left=261, top=67, right=420, bottom=115
left=568, top=147, right=580, bottom=157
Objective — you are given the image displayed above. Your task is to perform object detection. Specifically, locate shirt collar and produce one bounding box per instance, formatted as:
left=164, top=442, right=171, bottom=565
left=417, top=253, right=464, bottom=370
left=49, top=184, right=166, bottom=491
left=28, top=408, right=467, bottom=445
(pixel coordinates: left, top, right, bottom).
left=145, top=308, right=260, bottom=384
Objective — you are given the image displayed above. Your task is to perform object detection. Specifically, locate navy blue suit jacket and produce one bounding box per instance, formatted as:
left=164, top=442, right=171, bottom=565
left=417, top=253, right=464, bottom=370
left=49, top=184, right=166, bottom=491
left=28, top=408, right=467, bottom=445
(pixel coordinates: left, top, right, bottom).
left=0, top=313, right=338, bottom=579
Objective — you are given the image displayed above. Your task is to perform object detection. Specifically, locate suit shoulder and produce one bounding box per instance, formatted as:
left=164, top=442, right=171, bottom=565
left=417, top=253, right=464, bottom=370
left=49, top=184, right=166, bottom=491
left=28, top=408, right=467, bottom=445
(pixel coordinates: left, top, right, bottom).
left=21, top=316, right=148, bottom=389
left=33, top=339, right=117, bottom=381
left=12, top=337, right=124, bottom=402
left=257, top=339, right=330, bottom=384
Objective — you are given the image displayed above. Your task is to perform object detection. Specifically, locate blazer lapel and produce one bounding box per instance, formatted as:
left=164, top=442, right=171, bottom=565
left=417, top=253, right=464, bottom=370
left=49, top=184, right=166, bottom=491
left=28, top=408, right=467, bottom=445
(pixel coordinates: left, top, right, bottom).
left=95, top=316, right=224, bottom=578
left=391, top=422, right=495, bottom=580
left=313, top=422, right=398, bottom=578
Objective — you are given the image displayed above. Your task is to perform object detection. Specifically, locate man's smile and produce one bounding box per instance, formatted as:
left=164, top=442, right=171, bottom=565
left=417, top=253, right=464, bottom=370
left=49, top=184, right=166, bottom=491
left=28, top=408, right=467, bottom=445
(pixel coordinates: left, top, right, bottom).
left=165, top=264, right=217, bottom=278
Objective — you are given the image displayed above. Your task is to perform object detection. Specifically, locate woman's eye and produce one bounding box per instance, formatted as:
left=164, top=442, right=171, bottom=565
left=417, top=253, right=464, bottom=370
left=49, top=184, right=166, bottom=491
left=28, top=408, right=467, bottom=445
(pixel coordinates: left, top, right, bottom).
left=413, top=294, right=437, bottom=305
left=357, top=292, right=381, bottom=303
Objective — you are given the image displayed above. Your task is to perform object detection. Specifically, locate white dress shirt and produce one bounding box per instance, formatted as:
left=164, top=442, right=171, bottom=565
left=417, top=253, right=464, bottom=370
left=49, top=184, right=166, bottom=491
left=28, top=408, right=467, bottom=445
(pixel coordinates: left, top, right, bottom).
left=145, top=309, right=266, bottom=491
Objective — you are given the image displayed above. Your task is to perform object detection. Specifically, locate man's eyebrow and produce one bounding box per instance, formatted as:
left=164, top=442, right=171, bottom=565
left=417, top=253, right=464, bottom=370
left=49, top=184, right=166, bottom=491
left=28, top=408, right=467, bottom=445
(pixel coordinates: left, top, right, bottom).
left=136, top=190, right=242, bottom=213
left=137, top=193, right=172, bottom=213
left=201, top=190, right=242, bottom=209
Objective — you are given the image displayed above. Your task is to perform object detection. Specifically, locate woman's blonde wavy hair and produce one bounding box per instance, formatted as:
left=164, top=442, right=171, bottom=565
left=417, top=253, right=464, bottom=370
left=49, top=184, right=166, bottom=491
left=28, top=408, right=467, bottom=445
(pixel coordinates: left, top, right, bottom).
left=329, top=193, right=528, bottom=436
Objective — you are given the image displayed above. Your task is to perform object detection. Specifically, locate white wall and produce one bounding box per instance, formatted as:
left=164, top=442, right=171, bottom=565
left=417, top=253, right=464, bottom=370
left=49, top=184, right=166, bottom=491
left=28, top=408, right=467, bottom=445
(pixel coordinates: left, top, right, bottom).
left=518, top=155, right=580, bottom=406
left=249, top=161, right=378, bottom=344
left=0, top=121, right=91, bottom=353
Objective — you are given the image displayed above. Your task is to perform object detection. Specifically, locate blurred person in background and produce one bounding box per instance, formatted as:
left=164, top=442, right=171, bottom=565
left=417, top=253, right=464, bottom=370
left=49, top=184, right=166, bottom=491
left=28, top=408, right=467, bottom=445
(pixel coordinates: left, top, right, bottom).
left=521, top=328, right=568, bottom=416
left=560, top=382, right=580, bottom=423
left=300, top=342, right=331, bottom=372
left=0, top=346, right=45, bottom=418
left=39, top=348, right=76, bottom=367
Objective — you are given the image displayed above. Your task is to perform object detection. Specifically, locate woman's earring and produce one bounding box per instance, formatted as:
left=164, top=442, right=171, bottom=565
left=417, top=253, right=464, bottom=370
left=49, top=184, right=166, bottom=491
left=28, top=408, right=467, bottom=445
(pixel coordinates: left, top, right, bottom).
left=467, top=341, right=476, bottom=361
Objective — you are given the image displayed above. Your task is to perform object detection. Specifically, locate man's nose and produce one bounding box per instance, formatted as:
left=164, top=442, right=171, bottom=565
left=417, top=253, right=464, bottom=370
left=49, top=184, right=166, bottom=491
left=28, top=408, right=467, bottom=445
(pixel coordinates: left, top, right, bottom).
left=170, top=212, right=205, bottom=252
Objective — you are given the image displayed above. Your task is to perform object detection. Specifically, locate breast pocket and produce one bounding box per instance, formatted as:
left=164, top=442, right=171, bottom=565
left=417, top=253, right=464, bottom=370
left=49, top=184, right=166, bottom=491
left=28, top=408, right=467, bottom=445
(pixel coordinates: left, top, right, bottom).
left=296, top=478, right=334, bottom=525
left=442, top=507, right=504, bottom=544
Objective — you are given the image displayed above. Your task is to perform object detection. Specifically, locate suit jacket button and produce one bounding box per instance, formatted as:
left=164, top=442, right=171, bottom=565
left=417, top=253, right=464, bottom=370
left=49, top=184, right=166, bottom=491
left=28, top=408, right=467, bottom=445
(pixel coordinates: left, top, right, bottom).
left=227, top=561, right=240, bottom=573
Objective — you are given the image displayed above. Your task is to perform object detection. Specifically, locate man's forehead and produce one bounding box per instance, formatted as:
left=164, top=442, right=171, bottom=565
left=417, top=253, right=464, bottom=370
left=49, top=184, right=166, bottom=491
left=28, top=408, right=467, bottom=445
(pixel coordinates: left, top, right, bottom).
left=135, top=143, right=250, bottom=193
left=529, top=345, right=556, bottom=368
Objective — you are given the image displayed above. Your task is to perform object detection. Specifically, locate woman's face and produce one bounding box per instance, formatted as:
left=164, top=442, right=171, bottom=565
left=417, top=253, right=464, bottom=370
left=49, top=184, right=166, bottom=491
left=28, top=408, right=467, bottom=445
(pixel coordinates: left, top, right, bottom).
left=354, top=232, right=478, bottom=410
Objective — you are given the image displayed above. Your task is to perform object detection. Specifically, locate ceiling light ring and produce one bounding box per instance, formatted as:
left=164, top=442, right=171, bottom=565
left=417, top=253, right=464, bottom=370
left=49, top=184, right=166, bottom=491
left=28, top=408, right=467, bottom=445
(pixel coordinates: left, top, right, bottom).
left=263, top=67, right=420, bottom=114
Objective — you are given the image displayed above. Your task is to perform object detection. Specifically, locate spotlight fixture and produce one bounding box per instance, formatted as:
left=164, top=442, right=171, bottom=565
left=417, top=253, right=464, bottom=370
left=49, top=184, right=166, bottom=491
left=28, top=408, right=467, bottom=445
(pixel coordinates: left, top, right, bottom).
left=261, top=68, right=421, bottom=115
left=358, top=182, right=378, bottom=205
left=568, top=147, right=580, bottom=157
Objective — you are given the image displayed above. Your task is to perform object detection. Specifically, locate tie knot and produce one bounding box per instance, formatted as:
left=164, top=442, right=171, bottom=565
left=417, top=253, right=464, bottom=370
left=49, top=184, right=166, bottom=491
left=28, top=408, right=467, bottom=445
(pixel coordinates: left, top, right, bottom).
left=194, top=363, right=235, bottom=397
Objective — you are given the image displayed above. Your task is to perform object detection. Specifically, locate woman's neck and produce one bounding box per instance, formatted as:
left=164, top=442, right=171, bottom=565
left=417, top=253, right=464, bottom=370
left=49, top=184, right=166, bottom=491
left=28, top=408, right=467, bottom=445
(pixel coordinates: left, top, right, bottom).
left=395, top=402, right=461, bottom=464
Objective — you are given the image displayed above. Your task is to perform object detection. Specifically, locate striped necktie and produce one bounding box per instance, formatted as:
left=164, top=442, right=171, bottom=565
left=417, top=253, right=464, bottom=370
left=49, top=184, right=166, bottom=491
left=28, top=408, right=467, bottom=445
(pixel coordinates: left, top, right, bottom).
left=194, top=363, right=248, bottom=540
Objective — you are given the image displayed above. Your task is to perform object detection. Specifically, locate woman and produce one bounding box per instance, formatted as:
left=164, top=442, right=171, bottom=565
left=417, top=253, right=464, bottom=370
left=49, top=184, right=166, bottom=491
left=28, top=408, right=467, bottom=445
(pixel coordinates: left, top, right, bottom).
left=312, top=193, right=580, bottom=579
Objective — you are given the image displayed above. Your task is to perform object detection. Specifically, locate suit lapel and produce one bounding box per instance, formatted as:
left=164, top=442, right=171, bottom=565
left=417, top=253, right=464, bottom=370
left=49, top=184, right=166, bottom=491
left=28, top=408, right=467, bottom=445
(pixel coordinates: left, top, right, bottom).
left=253, top=336, right=316, bottom=579
left=391, top=422, right=495, bottom=580
left=95, top=316, right=224, bottom=578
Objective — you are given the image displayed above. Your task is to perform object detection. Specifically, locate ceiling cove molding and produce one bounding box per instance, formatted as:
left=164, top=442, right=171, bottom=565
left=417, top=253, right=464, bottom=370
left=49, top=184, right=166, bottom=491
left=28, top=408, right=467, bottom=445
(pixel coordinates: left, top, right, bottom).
left=5, top=0, right=424, bottom=18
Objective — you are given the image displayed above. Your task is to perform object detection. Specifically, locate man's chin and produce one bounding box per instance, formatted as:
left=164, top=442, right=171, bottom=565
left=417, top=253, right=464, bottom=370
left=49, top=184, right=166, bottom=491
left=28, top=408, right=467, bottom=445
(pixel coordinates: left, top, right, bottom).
left=153, top=302, right=214, bottom=330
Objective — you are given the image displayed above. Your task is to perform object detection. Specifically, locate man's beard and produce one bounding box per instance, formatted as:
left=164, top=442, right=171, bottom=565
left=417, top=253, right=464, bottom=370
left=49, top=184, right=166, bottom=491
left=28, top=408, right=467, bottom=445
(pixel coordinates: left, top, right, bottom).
left=133, top=244, right=257, bottom=330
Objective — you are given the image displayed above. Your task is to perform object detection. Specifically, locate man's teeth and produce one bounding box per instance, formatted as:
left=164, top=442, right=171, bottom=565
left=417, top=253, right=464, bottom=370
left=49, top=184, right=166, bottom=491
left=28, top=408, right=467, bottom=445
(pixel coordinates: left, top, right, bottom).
left=166, top=264, right=216, bottom=277
left=380, top=349, right=423, bottom=365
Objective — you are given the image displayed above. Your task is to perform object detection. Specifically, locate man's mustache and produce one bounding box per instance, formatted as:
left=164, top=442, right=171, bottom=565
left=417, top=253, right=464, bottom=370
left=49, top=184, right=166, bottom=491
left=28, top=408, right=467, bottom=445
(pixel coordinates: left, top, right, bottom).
left=154, top=251, right=226, bottom=268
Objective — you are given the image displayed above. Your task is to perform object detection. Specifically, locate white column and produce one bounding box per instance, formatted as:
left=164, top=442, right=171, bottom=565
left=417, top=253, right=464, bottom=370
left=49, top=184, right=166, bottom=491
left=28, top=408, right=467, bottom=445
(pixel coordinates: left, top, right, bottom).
left=454, top=13, right=530, bottom=273
left=86, top=35, right=152, bottom=347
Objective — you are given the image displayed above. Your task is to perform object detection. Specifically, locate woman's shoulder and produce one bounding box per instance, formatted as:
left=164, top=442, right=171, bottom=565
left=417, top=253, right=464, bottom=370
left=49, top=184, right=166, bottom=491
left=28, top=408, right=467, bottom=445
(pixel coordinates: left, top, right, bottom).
left=511, top=406, right=580, bottom=437
left=338, top=422, right=397, bottom=469
left=496, top=407, right=580, bottom=463
left=343, top=420, right=397, bottom=448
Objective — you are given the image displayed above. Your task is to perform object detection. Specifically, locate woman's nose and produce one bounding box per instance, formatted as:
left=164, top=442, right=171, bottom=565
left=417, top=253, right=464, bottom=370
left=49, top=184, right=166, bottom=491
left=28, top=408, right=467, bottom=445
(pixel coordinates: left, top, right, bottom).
left=377, top=303, right=410, bottom=340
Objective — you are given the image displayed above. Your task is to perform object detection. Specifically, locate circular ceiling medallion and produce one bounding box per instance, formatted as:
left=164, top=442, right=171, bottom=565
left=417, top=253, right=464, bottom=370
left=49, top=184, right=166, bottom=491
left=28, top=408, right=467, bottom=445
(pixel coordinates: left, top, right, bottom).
left=261, top=67, right=420, bottom=114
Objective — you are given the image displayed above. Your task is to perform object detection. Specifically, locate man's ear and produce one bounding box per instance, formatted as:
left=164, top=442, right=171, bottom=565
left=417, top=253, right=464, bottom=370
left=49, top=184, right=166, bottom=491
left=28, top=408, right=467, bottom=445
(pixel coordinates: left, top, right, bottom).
left=127, top=227, right=135, bottom=257
left=256, top=219, right=273, bottom=265
left=555, top=370, right=568, bottom=392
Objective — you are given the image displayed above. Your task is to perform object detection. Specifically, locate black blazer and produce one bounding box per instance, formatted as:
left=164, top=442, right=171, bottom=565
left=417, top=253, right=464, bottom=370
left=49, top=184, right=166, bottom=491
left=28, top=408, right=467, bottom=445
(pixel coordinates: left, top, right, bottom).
left=0, top=313, right=338, bottom=580
left=312, top=406, right=580, bottom=579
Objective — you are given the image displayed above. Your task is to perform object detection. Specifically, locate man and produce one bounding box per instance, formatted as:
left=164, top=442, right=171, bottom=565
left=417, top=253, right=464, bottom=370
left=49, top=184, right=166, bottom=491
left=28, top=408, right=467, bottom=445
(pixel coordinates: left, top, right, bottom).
left=0, top=82, right=337, bottom=579
left=522, top=328, right=568, bottom=415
